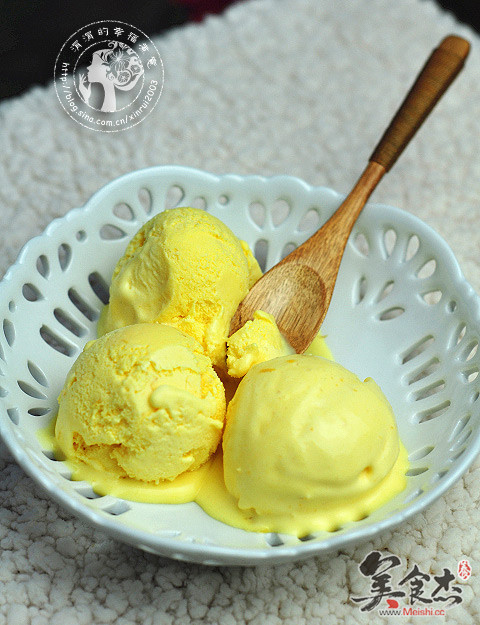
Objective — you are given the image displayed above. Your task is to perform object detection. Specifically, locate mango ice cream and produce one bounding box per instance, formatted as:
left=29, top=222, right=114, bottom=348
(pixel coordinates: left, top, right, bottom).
left=55, top=323, right=225, bottom=484
left=98, top=206, right=262, bottom=368
left=48, top=205, right=408, bottom=537
left=213, top=354, right=407, bottom=535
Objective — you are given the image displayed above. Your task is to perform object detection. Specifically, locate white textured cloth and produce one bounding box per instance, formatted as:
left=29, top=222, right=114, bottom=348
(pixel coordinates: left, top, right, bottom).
left=1, top=0, right=480, bottom=623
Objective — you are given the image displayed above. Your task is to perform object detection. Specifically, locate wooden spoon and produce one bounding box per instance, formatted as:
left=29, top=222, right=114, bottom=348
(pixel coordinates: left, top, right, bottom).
left=230, top=35, right=470, bottom=353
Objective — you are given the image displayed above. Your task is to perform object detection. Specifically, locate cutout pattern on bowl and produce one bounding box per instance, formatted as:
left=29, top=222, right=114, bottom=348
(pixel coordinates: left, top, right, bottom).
left=54, top=308, right=87, bottom=338
left=36, top=255, right=50, bottom=278
left=22, top=283, right=43, bottom=302
left=113, top=202, right=134, bottom=221
left=57, top=243, right=72, bottom=271
left=0, top=166, right=479, bottom=566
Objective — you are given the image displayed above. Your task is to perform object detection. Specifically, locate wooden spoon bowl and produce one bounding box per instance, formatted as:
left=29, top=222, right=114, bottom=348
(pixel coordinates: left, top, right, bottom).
left=230, top=35, right=470, bottom=353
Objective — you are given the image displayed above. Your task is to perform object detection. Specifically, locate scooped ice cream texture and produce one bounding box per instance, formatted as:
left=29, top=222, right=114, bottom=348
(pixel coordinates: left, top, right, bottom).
left=98, top=207, right=262, bottom=368
left=226, top=310, right=334, bottom=376
left=55, top=323, right=225, bottom=484
left=203, top=354, right=408, bottom=535
left=226, top=310, right=295, bottom=377
left=52, top=338, right=407, bottom=535
left=49, top=206, right=407, bottom=535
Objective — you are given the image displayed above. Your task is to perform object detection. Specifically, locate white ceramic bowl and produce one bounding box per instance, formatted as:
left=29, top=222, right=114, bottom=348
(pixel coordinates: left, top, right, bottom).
left=1, top=165, right=480, bottom=566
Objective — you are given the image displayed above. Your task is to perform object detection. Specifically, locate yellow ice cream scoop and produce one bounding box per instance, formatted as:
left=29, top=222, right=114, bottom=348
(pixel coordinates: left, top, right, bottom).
left=55, top=323, right=226, bottom=483
left=226, top=310, right=294, bottom=377
left=98, top=207, right=262, bottom=368
left=219, top=354, right=407, bottom=535
left=227, top=310, right=334, bottom=377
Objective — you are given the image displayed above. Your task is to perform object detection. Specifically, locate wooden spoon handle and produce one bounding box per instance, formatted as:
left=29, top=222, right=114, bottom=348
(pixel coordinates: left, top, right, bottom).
left=370, top=35, right=470, bottom=171
left=286, top=35, right=470, bottom=315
